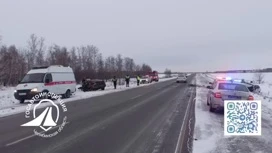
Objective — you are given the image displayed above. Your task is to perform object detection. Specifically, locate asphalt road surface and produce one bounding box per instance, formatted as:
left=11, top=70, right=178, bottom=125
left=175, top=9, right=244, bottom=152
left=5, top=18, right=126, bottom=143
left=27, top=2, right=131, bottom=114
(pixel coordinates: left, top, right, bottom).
left=0, top=76, right=196, bottom=153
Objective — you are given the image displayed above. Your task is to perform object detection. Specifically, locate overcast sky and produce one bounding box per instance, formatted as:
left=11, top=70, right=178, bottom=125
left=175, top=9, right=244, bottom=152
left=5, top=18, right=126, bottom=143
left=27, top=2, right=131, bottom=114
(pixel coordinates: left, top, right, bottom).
left=0, top=0, right=272, bottom=72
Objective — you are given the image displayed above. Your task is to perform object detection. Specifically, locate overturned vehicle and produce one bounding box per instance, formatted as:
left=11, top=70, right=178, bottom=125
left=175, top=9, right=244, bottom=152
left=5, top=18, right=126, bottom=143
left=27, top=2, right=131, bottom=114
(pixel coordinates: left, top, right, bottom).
left=78, top=79, right=106, bottom=92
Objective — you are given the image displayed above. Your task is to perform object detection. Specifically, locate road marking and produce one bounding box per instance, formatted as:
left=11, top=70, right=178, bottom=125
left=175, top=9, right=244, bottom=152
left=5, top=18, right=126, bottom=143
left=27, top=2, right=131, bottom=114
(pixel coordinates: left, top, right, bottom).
left=38, top=87, right=175, bottom=153
left=130, top=95, right=142, bottom=100
left=5, top=122, right=70, bottom=147
left=174, top=89, right=194, bottom=153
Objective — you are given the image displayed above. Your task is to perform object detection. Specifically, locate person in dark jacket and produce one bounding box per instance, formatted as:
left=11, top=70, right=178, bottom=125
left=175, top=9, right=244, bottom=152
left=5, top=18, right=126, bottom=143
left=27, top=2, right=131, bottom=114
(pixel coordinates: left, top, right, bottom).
left=81, top=77, right=87, bottom=90
left=125, top=75, right=130, bottom=87
left=136, top=75, right=141, bottom=86
left=82, top=77, right=86, bottom=84
left=112, top=76, right=117, bottom=89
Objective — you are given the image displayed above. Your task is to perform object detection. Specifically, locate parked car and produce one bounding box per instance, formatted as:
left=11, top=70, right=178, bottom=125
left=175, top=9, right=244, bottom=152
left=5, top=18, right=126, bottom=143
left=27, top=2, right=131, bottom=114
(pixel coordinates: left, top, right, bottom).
left=241, top=82, right=261, bottom=93
left=14, top=65, right=76, bottom=103
left=206, top=78, right=254, bottom=112
left=79, top=79, right=106, bottom=92
left=176, top=74, right=187, bottom=83
left=140, top=75, right=151, bottom=84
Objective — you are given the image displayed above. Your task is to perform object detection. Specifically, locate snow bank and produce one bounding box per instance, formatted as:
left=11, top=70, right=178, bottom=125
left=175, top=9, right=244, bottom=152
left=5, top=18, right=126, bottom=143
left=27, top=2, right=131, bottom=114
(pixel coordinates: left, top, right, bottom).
left=193, top=73, right=272, bottom=153
left=0, top=77, right=175, bottom=118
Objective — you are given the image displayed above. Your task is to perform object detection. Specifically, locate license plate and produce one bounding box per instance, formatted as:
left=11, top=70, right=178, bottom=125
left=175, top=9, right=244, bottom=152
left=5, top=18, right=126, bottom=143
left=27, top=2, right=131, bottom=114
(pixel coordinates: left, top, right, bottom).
left=227, top=95, right=241, bottom=100
left=19, top=93, right=27, bottom=96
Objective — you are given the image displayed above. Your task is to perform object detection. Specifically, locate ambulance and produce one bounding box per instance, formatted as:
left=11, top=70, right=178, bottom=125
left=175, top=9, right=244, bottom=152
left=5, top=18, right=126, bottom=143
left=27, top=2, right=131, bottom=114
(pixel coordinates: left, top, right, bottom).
left=14, top=65, right=77, bottom=103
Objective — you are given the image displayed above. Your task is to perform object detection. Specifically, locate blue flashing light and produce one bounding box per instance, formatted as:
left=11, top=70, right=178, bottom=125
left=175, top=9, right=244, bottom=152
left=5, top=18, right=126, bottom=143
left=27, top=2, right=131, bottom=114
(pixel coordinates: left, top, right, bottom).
left=226, top=77, right=232, bottom=80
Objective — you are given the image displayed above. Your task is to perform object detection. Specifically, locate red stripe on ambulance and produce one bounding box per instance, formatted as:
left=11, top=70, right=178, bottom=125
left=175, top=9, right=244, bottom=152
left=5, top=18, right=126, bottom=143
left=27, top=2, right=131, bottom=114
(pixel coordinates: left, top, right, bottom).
left=45, top=81, right=76, bottom=86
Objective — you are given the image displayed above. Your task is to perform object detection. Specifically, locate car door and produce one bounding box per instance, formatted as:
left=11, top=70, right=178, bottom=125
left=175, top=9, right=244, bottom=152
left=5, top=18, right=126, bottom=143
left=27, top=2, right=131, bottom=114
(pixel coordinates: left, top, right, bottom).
left=44, top=73, right=55, bottom=93
left=208, top=82, right=217, bottom=103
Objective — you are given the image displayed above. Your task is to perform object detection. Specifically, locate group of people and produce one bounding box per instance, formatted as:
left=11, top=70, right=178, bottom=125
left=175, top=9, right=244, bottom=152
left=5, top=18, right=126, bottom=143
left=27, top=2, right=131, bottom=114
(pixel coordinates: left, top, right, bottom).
left=112, top=75, right=141, bottom=89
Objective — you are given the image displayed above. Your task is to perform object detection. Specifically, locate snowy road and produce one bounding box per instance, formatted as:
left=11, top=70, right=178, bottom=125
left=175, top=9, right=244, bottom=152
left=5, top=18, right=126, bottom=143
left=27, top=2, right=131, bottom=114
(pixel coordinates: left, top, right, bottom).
left=0, top=76, right=196, bottom=153
left=0, top=77, right=173, bottom=117
left=193, top=73, right=272, bottom=153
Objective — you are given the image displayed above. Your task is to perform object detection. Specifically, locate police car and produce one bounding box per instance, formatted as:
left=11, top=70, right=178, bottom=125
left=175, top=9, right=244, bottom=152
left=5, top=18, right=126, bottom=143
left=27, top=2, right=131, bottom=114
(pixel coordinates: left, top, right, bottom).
left=206, top=77, right=254, bottom=112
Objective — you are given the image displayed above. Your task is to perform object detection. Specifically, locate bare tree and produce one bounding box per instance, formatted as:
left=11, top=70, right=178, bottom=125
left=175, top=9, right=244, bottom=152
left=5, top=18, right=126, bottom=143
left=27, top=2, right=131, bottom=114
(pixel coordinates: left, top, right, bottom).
left=0, top=46, right=8, bottom=85
left=116, top=54, right=123, bottom=84
left=36, top=37, right=46, bottom=66
left=96, top=53, right=104, bottom=79
left=109, top=56, right=116, bottom=77
left=135, top=64, right=141, bottom=75
left=25, top=34, right=46, bottom=69
left=141, top=64, right=152, bottom=74
left=254, top=72, right=265, bottom=84
left=0, top=35, right=153, bottom=85
left=46, top=45, right=71, bottom=66
left=0, top=45, right=26, bottom=85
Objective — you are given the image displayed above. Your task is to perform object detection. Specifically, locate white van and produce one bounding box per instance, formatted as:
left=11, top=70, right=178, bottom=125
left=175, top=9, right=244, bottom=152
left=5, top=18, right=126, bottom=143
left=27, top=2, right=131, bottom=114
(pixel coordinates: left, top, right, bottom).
left=14, top=65, right=77, bottom=103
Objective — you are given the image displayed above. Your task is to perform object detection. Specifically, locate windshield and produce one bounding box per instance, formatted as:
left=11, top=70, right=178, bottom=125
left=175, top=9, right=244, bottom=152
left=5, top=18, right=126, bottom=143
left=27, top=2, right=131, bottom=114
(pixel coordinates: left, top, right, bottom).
left=178, top=74, right=186, bottom=77
left=20, top=73, right=45, bottom=83
left=218, top=83, right=249, bottom=92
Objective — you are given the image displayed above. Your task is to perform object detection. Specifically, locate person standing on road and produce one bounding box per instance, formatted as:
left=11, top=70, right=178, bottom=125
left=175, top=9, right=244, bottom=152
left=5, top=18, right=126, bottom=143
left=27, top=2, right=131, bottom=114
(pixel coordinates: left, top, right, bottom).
left=125, top=75, right=130, bottom=87
left=112, top=76, right=117, bottom=89
left=136, top=75, right=141, bottom=86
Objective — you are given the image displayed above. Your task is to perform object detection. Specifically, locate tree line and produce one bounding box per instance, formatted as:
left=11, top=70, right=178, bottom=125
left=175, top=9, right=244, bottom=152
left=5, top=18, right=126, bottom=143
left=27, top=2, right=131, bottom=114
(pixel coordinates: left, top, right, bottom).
left=0, top=34, right=152, bottom=86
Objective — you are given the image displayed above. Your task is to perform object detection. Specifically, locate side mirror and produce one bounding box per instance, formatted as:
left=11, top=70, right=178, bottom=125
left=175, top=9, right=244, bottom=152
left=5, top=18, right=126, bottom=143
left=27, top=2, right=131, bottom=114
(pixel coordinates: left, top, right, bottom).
left=207, top=86, right=212, bottom=89
left=45, top=79, right=50, bottom=83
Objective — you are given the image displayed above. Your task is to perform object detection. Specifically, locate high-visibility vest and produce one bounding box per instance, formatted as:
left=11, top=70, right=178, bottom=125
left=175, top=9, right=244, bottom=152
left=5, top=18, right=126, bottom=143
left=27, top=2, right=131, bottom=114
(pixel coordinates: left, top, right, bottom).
left=137, top=76, right=140, bottom=80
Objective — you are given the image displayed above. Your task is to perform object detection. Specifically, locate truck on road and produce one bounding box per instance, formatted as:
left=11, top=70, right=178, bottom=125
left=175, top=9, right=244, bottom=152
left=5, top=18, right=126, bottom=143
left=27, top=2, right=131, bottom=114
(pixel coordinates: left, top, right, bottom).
left=149, top=71, right=159, bottom=82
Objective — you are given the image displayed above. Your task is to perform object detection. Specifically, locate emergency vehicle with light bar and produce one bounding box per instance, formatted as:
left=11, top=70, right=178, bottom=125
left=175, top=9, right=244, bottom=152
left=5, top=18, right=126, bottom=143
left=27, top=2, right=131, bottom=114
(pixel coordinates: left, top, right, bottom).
left=14, top=65, right=76, bottom=103
left=206, top=77, right=254, bottom=112
left=148, top=71, right=159, bottom=82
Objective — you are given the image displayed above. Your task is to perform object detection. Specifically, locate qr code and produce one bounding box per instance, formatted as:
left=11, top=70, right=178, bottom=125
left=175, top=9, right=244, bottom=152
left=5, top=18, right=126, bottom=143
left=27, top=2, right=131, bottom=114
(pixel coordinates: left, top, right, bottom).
left=224, top=100, right=261, bottom=136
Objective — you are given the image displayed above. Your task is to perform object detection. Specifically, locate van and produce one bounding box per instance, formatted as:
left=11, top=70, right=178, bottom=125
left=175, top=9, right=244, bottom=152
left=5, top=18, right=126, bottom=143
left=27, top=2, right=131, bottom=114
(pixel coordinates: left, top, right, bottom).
left=14, top=65, right=77, bottom=103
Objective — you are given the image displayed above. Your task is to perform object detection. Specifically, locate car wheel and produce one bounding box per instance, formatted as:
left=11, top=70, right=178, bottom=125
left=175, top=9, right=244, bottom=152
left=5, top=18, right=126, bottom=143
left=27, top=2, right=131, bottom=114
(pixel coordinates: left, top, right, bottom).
left=20, top=99, right=25, bottom=104
left=101, top=87, right=105, bottom=90
left=209, top=102, right=215, bottom=112
left=64, top=90, right=71, bottom=98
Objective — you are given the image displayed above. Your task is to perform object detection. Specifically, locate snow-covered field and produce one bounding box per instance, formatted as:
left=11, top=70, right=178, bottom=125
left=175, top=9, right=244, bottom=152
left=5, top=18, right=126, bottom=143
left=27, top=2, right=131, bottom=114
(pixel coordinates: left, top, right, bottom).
left=193, top=73, right=272, bottom=153
left=0, top=75, right=173, bottom=118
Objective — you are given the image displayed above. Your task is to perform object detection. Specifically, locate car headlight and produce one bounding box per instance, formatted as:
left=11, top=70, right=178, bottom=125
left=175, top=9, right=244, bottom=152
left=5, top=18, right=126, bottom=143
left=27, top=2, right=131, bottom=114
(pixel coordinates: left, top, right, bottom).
left=31, top=88, right=38, bottom=92
left=14, top=90, right=17, bottom=93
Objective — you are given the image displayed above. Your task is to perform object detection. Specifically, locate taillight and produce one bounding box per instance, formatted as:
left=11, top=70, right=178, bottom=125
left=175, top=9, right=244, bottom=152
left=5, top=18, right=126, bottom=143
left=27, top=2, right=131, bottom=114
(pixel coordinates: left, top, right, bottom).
left=214, top=92, right=222, bottom=98
left=248, top=95, right=254, bottom=100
